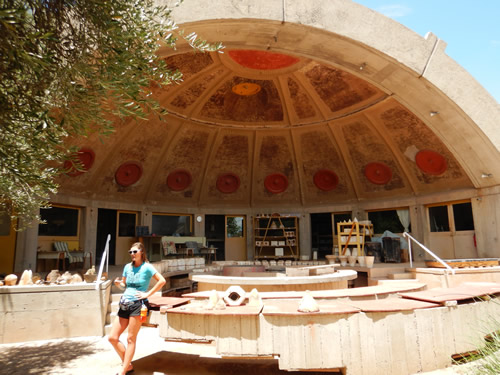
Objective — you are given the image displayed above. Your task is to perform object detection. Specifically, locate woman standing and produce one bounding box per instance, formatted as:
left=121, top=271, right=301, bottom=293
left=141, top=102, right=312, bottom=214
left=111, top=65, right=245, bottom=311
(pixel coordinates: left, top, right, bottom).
left=108, top=242, right=166, bottom=375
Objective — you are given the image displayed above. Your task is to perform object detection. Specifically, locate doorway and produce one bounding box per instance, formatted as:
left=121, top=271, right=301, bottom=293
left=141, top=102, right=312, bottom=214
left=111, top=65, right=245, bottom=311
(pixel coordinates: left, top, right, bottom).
left=0, top=212, right=16, bottom=275
left=96, top=208, right=117, bottom=266
left=310, top=213, right=332, bottom=260
left=427, top=201, right=476, bottom=259
left=205, top=215, right=225, bottom=261
left=311, top=212, right=352, bottom=259
left=225, top=215, right=246, bottom=261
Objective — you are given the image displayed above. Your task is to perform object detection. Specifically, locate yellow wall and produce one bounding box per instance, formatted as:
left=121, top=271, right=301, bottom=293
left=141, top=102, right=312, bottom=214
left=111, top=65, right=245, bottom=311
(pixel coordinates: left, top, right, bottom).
left=0, top=218, right=17, bottom=274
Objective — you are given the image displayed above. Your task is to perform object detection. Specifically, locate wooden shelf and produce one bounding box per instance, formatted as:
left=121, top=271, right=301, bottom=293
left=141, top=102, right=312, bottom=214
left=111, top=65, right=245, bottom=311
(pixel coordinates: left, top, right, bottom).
left=337, top=221, right=373, bottom=256
left=254, top=215, right=299, bottom=260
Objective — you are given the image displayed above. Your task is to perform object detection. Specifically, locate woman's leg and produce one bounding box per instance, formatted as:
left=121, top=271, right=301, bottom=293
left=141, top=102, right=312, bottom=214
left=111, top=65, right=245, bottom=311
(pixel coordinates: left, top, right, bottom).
left=108, top=315, right=129, bottom=364
left=120, top=316, right=142, bottom=375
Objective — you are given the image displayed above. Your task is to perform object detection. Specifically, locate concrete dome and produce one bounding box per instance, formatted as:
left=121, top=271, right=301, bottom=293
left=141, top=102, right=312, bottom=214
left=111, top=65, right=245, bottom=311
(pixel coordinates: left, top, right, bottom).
left=57, top=0, right=500, bottom=212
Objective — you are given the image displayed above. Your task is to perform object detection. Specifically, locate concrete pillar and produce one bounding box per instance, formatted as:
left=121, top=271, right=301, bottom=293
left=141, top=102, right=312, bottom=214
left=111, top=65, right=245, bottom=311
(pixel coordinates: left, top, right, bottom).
left=246, top=214, right=253, bottom=260
left=471, top=194, right=500, bottom=258
left=82, top=206, right=98, bottom=265
left=409, top=204, right=426, bottom=260
left=142, top=210, right=153, bottom=233
left=194, top=214, right=205, bottom=237
left=299, top=214, right=310, bottom=259
left=14, top=219, right=39, bottom=272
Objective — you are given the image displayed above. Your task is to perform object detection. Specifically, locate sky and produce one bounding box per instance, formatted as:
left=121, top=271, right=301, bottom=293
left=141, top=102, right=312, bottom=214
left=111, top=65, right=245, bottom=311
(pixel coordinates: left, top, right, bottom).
left=354, top=1, right=500, bottom=103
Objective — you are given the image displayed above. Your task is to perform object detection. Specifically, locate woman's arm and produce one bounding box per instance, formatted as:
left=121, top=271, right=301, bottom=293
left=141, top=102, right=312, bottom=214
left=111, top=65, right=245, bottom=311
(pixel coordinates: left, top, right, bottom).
left=136, top=272, right=166, bottom=300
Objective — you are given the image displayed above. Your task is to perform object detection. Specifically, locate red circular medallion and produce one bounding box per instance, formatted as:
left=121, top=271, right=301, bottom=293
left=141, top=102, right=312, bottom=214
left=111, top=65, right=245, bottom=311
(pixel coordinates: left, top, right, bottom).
left=264, top=173, right=289, bottom=194
left=166, top=169, right=192, bottom=191
left=64, top=148, right=95, bottom=177
left=364, top=162, right=392, bottom=185
left=216, top=173, right=240, bottom=194
left=415, top=150, right=447, bottom=175
left=313, top=169, right=339, bottom=191
left=115, top=162, right=142, bottom=187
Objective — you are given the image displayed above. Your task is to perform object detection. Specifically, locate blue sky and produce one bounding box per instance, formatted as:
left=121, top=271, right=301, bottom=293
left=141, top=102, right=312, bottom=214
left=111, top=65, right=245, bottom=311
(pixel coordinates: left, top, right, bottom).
left=354, top=1, right=500, bottom=103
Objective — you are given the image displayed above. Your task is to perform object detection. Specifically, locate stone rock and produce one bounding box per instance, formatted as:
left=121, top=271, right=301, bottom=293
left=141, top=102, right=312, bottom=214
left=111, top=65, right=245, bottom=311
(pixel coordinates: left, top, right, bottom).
left=71, top=273, right=83, bottom=283
left=205, top=289, right=219, bottom=310
left=247, top=288, right=262, bottom=307
left=215, top=299, right=226, bottom=310
left=58, top=271, right=73, bottom=284
left=47, top=270, right=60, bottom=283
left=298, top=290, right=320, bottom=313
left=19, top=270, right=33, bottom=285
left=4, top=274, right=18, bottom=286
left=32, top=273, right=41, bottom=284
left=85, top=265, right=96, bottom=275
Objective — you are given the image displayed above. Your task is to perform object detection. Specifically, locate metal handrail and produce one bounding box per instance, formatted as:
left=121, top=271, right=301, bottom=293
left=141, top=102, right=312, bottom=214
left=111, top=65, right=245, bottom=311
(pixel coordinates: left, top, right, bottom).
left=403, top=232, right=455, bottom=275
left=95, top=234, right=111, bottom=290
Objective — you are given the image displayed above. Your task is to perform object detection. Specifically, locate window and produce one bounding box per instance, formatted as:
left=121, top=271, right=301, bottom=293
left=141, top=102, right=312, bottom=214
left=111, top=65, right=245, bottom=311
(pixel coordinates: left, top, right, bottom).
left=38, top=205, right=80, bottom=236
left=368, top=209, right=405, bottom=234
left=152, top=214, right=193, bottom=236
left=428, top=201, right=474, bottom=232
left=118, top=212, right=137, bottom=237
left=227, top=216, right=244, bottom=237
left=453, top=202, right=474, bottom=231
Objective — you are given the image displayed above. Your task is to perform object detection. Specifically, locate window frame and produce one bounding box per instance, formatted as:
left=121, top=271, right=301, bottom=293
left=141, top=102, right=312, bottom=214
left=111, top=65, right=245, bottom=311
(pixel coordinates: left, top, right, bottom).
left=366, top=207, right=408, bottom=235
left=151, top=213, right=194, bottom=236
left=117, top=210, right=138, bottom=237
left=427, top=199, right=474, bottom=233
left=38, top=204, right=81, bottom=239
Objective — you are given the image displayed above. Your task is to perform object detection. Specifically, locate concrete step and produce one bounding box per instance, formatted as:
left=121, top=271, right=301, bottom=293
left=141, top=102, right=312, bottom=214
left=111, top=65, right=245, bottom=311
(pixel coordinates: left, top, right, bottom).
left=368, top=277, right=419, bottom=286
left=387, top=272, right=415, bottom=280
left=377, top=278, right=419, bottom=286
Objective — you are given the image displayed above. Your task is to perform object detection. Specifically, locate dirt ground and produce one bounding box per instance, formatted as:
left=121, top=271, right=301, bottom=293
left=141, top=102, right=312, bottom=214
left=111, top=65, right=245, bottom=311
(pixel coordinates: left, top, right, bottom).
left=0, top=326, right=479, bottom=375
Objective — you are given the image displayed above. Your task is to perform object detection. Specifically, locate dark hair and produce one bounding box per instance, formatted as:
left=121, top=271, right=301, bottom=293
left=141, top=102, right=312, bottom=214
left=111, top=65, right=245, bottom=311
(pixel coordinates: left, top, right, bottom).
left=130, top=242, right=148, bottom=264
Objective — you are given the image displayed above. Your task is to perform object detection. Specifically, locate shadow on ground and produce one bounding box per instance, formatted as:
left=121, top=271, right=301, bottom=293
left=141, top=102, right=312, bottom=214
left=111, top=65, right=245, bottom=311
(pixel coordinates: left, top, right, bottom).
left=0, top=339, right=98, bottom=375
left=132, top=351, right=342, bottom=375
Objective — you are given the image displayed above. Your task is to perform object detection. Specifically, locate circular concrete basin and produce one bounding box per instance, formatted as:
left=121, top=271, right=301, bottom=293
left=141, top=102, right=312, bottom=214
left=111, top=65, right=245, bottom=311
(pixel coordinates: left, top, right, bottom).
left=222, top=265, right=266, bottom=277
left=191, top=270, right=357, bottom=292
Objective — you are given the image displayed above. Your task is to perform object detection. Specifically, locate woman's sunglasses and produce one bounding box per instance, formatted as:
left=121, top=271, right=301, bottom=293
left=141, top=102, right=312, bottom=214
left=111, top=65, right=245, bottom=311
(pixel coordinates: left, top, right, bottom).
left=128, top=250, right=140, bottom=254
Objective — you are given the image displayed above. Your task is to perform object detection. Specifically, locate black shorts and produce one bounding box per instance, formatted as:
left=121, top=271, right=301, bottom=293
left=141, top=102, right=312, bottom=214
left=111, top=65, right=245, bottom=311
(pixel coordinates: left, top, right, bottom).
left=117, top=299, right=150, bottom=319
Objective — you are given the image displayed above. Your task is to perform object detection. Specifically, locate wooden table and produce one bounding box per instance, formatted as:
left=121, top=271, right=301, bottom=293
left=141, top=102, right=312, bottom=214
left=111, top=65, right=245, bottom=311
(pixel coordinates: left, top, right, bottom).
left=200, top=247, right=217, bottom=263
left=37, top=251, right=65, bottom=272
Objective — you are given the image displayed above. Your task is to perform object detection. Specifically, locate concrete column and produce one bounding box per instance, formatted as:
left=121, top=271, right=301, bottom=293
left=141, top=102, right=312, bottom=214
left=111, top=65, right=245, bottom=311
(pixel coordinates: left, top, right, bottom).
left=142, top=210, right=153, bottom=233
left=471, top=194, right=500, bottom=258
left=14, top=219, right=39, bottom=272
left=299, top=214, right=310, bottom=259
left=408, top=204, right=425, bottom=260
left=246, top=214, right=253, bottom=260
left=82, top=206, right=98, bottom=266
left=194, top=214, right=205, bottom=237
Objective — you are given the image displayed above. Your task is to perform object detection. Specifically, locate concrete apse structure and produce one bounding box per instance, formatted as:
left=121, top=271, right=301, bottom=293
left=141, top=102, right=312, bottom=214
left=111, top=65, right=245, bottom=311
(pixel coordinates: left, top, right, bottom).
left=9, top=0, right=500, bottom=271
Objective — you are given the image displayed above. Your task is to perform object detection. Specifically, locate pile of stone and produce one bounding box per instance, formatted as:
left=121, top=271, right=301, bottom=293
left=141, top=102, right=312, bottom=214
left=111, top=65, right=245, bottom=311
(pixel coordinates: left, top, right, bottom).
left=0, top=268, right=99, bottom=286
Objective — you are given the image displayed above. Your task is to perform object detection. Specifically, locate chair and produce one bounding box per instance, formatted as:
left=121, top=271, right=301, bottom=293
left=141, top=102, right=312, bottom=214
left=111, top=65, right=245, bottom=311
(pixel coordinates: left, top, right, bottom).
left=54, top=241, right=84, bottom=269
left=184, top=241, right=200, bottom=256
left=57, top=251, right=66, bottom=271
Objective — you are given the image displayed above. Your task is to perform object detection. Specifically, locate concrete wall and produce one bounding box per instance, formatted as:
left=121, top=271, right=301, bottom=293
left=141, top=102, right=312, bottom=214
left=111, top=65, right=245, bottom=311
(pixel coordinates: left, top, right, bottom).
left=0, top=281, right=111, bottom=344
left=13, top=185, right=497, bottom=271
left=161, top=297, right=500, bottom=374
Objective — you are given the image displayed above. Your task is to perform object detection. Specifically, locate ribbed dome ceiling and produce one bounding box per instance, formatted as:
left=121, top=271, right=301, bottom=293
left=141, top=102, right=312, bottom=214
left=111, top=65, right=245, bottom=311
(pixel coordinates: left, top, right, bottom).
left=58, top=49, right=472, bottom=208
